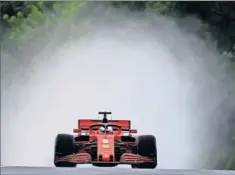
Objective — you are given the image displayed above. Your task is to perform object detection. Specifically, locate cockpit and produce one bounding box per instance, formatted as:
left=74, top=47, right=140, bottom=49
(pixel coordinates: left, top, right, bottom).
left=98, top=126, right=113, bottom=134
left=89, top=124, right=120, bottom=134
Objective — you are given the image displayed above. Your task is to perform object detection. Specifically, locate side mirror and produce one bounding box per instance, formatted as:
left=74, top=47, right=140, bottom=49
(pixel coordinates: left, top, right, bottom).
left=73, top=129, right=81, bottom=133
left=130, top=129, right=137, bottom=134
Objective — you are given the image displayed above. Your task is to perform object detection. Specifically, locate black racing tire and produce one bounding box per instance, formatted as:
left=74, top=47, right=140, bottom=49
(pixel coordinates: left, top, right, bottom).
left=131, top=135, right=157, bottom=169
left=54, top=134, right=76, bottom=167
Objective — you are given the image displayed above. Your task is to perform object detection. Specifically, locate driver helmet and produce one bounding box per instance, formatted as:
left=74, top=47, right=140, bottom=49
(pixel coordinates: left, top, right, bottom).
left=107, top=126, right=113, bottom=133
left=99, top=126, right=105, bottom=133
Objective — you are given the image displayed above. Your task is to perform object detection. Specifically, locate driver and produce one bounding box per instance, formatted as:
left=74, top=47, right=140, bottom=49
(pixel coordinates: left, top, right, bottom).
left=107, top=126, right=113, bottom=134
left=98, top=126, right=113, bottom=134
left=99, top=126, right=105, bottom=134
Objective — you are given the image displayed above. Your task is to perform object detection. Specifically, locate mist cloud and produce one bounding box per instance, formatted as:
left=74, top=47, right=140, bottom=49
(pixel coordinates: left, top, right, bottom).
left=1, top=3, right=234, bottom=169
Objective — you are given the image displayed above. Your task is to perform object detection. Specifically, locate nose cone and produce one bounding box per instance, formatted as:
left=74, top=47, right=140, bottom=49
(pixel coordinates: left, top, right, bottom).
left=97, top=135, right=115, bottom=162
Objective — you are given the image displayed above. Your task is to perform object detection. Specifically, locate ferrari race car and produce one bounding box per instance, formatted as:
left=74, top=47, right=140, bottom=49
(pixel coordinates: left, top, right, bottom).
left=54, top=112, right=157, bottom=169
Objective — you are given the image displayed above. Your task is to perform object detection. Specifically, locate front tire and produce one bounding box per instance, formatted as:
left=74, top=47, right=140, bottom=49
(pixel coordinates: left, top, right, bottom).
left=131, top=135, right=157, bottom=169
left=54, top=134, right=76, bottom=167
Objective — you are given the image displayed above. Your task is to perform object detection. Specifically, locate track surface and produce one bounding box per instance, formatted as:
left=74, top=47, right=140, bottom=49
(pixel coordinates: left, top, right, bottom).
left=1, top=167, right=235, bottom=175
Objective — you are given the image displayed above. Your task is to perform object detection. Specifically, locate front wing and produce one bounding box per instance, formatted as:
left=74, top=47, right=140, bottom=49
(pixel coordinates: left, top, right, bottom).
left=55, top=153, right=155, bottom=164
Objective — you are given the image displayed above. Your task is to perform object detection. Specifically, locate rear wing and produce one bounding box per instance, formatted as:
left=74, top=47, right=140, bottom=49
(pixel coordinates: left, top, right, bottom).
left=75, top=119, right=131, bottom=131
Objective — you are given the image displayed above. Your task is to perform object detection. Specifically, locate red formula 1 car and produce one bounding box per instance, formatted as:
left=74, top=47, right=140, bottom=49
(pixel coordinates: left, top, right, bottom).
left=54, top=112, right=157, bottom=169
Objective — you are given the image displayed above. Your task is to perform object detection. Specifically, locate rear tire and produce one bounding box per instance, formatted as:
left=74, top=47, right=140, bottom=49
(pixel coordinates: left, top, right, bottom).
left=54, top=134, right=76, bottom=167
left=131, top=135, right=157, bottom=169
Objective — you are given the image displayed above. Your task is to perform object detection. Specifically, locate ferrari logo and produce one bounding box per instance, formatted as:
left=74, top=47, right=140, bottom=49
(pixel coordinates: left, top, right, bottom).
left=102, top=139, right=109, bottom=143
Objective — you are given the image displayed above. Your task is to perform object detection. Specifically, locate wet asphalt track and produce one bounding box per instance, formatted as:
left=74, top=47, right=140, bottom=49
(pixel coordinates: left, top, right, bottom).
left=1, top=167, right=235, bottom=175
